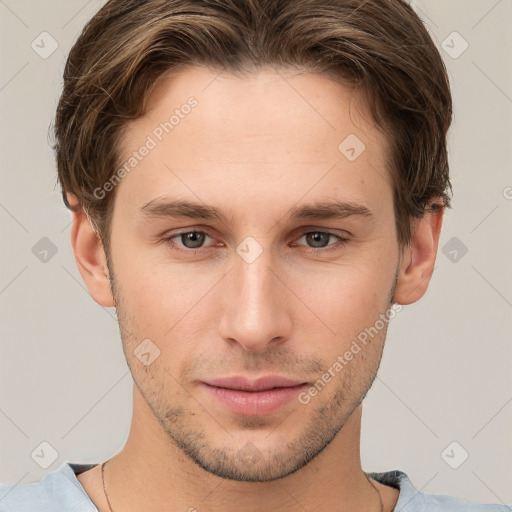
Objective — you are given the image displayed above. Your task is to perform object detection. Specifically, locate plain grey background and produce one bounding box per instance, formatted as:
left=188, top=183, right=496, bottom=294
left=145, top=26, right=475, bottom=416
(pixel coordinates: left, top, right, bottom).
left=1, top=0, right=511, bottom=506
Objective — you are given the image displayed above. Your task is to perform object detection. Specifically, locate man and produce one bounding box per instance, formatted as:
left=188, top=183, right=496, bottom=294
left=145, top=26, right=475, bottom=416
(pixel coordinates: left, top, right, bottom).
left=0, top=0, right=509, bottom=511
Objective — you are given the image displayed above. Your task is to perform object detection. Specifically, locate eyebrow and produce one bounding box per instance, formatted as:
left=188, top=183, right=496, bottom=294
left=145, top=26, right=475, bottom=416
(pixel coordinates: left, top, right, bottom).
left=139, top=197, right=374, bottom=225
left=286, top=201, right=373, bottom=221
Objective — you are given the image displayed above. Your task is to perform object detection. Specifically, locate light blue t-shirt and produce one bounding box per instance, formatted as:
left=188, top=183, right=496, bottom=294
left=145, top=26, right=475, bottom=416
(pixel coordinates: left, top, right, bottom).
left=0, top=461, right=510, bottom=511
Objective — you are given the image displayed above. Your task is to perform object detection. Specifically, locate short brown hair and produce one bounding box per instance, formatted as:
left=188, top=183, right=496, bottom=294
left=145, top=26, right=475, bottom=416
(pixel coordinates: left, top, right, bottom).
left=53, top=0, right=452, bottom=251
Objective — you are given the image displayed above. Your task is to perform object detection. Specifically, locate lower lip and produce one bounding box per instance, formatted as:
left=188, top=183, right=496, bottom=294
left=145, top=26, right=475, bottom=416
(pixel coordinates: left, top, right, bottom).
left=200, top=383, right=308, bottom=416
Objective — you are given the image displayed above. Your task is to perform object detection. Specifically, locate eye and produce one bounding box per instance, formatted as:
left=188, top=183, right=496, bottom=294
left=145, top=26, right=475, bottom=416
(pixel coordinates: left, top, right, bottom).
left=165, top=230, right=217, bottom=253
left=293, top=230, right=349, bottom=252
left=163, top=229, right=349, bottom=254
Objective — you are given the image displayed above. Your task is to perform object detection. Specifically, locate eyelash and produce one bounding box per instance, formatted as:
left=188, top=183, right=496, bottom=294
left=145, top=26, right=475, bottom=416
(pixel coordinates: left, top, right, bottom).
left=163, top=228, right=350, bottom=254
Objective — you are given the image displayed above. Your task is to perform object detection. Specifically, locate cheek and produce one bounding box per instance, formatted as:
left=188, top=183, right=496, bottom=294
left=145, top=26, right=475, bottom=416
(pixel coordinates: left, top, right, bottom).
left=112, top=256, right=221, bottom=373
left=296, top=262, right=392, bottom=334
left=111, top=239, right=200, bottom=326
left=111, top=215, right=397, bottom=354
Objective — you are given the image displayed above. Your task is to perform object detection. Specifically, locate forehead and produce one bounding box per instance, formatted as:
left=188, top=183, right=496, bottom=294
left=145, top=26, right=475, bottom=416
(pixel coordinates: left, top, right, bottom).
left=116, top=65, right=392, bottom=222
left=129, top=65, right=383, bottom=151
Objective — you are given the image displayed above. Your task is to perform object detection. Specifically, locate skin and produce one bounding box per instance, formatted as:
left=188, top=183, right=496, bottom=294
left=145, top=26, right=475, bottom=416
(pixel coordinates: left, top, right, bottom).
left=71, top=66, right=443, bottom=512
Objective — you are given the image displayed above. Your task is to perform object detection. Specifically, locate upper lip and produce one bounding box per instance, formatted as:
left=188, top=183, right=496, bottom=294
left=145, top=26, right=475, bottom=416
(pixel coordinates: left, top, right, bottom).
left=201, top=375, right=307, bottom=391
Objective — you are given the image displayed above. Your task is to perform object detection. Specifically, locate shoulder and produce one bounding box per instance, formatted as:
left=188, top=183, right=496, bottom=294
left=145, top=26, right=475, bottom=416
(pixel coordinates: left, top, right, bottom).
left=0, top=461, right=99, bottom=512
left=368, top=470, right=511, bottom=512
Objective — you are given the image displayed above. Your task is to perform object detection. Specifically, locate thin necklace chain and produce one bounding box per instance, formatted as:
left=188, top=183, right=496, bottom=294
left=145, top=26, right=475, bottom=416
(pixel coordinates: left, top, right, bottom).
left=102, top=461, right=115, bottom=512
left=101, top=460, right=384, bottom=512
left=366, top=472, right=385, bottom=512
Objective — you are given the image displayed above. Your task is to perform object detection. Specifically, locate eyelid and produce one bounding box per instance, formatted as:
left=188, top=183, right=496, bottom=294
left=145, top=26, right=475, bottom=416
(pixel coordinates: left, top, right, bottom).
left=290, top=225, right=352, bottom=239
left=163, top=226, right=351, bottom=254
left=291, top=229, right=350, bottom=252
left=164, top=229, right=220, bottom=253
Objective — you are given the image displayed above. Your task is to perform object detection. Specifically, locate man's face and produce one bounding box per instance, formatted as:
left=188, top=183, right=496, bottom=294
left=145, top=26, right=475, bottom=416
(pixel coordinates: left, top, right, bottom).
left=107, top=66, right=400, bottom=481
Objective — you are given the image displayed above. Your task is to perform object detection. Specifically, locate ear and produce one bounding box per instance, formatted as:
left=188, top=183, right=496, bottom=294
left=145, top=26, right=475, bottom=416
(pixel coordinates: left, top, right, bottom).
left=69, top=196, right=115, bottom=307
left=393, top=206, right=444, bottom=305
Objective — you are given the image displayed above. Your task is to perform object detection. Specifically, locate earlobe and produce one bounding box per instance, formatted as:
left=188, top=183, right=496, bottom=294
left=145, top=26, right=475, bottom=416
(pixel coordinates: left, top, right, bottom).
left=393, top=207, right=444, bottom=305
left=70, top=203, right=115, bottom=308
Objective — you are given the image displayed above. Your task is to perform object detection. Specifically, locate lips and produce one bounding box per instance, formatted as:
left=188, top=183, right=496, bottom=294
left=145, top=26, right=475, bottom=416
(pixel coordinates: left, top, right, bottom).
left=202, top=375, right=306, bottom=392
left=199, top=375, right=308, bottom=416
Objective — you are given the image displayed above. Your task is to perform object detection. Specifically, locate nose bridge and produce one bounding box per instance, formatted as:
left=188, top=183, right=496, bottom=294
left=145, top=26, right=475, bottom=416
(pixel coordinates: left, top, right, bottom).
left=238, top=248, right=276, bottom=309
left=218, top=240, right=291, bottom=352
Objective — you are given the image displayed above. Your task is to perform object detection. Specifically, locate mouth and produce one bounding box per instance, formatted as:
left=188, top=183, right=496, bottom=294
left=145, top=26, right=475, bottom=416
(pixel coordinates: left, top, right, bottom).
left=199, top=375, right=309, bottom=416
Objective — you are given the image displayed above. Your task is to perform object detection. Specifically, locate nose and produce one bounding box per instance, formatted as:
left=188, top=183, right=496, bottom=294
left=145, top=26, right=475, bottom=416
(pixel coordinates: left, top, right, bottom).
left=218, top=246, right=293, bottom=353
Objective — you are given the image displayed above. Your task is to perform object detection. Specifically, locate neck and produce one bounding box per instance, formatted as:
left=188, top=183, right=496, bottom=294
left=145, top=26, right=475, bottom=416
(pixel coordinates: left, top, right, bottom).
left=102, top=386, right=388, bottom=512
